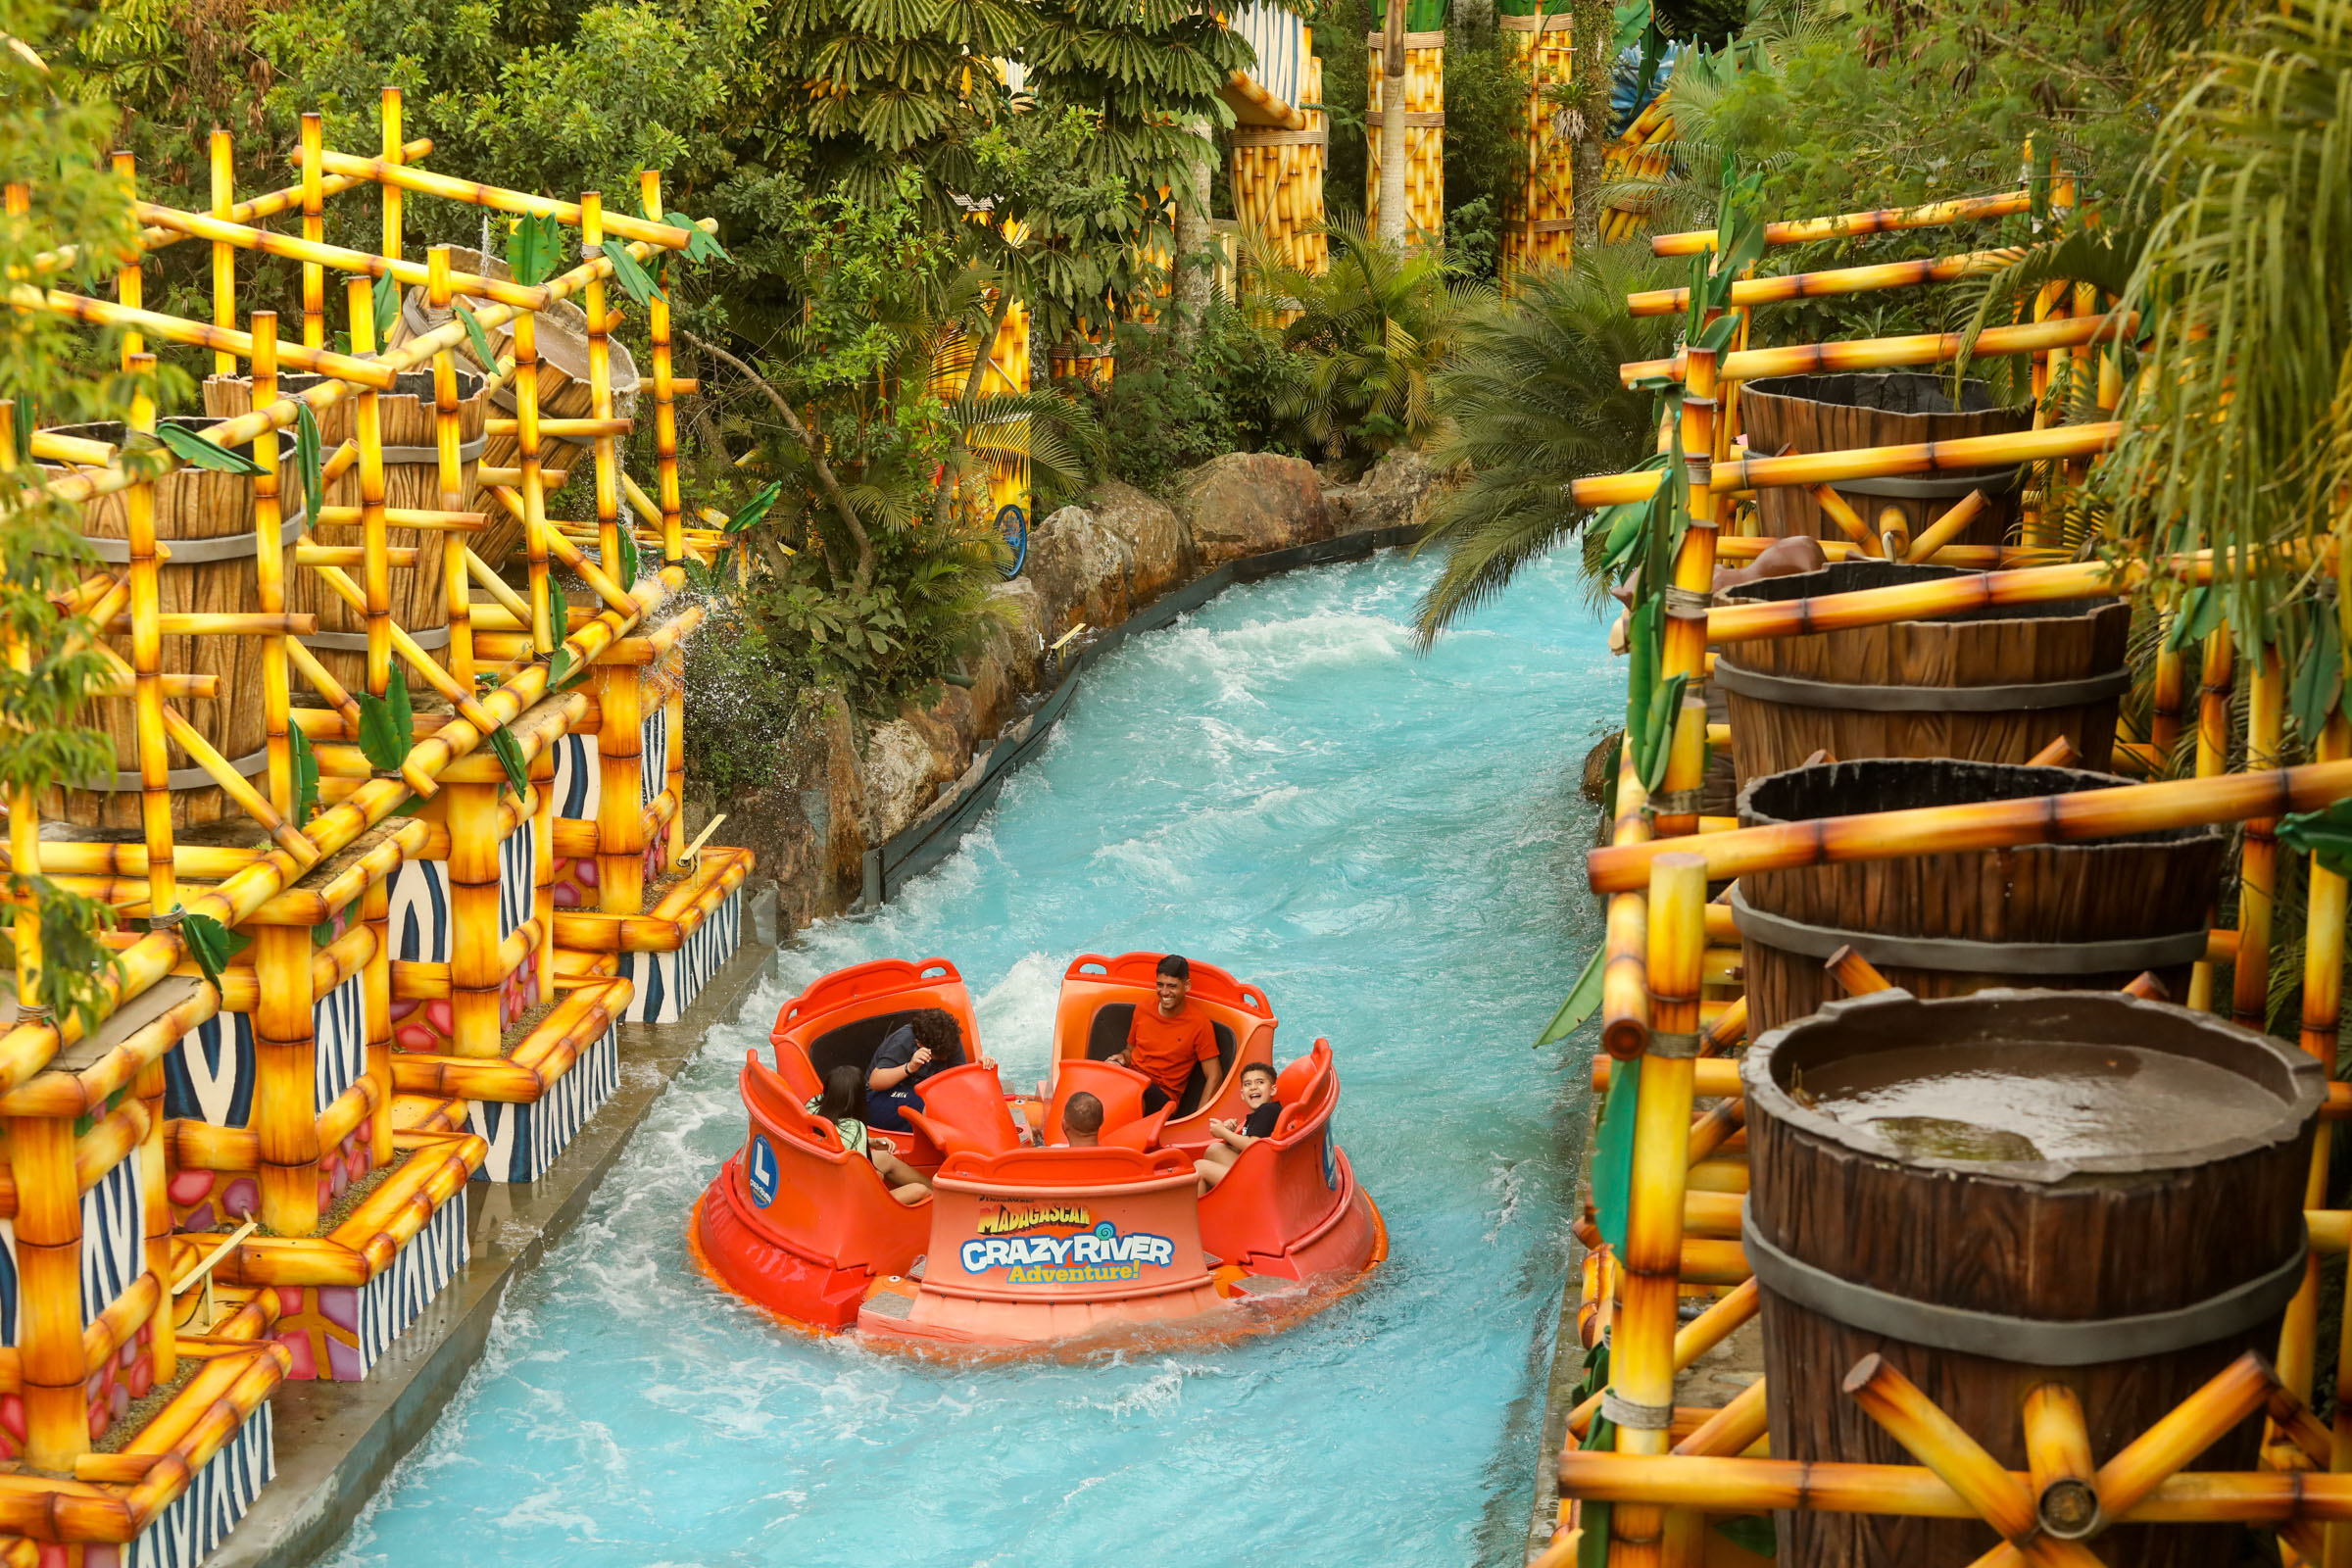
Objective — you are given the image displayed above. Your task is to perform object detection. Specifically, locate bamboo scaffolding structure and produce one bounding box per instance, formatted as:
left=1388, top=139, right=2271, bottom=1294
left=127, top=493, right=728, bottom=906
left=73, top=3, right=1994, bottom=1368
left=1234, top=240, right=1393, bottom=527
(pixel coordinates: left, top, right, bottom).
left=133, top=202, right=552, bottom=314
left=1650, top=189, right=2033, bottom=256
left=12, top=1115, right=85, bottom=1469
left=639, top=171, right=685, bottom=564
left=303, top=149, right=699, bottom=252
left=300, top=114, right=324, bottom=348
left=12, top=285, right=399, bottom=389
left=122, top=362, right=175, bottom=921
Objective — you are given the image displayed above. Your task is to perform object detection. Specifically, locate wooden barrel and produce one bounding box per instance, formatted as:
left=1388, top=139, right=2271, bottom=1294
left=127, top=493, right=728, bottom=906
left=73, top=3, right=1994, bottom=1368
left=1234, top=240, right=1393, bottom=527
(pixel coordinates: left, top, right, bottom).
left=1744, top=988, right=2320, bottom=1567
left=1716, top=560, right=2130, bottom=786
left=1740, top=373, right=2032, bottom=548
left=1735, top=760, right=2226, bottom=1035
left=388, top=248, right=638, bottom=568
left=207, top=370, right=487, bottom=691
left=38, top=419, right=289, bottom=830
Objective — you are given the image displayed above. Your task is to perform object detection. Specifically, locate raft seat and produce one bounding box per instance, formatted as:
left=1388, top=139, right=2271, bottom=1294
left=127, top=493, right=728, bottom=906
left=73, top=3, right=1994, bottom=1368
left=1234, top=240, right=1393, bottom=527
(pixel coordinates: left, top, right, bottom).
left=897, top=1062, right=1022, bottom=1159
left=1046, top=1058, right=1152, bottom=1142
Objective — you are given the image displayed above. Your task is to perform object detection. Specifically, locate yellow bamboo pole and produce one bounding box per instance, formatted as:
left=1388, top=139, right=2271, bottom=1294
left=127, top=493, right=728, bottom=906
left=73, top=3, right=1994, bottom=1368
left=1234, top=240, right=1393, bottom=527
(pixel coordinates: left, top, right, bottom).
left=598, top=663, right=645, bottom=914
left=1608, top=853, right=1707, bottom=1566
left=363, top=869, right=393, bottom=1173
left=1621, top=312, right=2132, bottom=390
left=342, top=277, right=394, bottom=696
left=379, top=87, right=403, bottom=267
left=1650, top=189, right=2031, bottom=257
left=2152, top=636, right=2187, bottom=760
left=1577, top=424, right=2122, bottom=510
left=1587, top=753, right=2352, bottom=892
left=300, top=113, right=324, bottom=349
left=533, top=735, right=558, bottom=1000
left=428, top=248, right=473, bottom=693
left=2236, top=646, right=2283, bottom=1032
left=13, top=1114, right=86, bottom=1469
left=1843, top=1355, right=2105, bottom=1567
left=639, top=171, right=684, bottom=565
left=110, top=152, right=143, bottom=369
left=248, top=313, right=295, bottom=821
left=11, top=287, right=400, bottom=388
left=252, top=924, right=318, bottom=1237
left=1599, top=739, right=1651, bottom=1059
left=136, top=1055, right=175, bottom=1386
left=445, top=780, right=504, bottom=1057
left=2022, top=1384, right=2099, bottom=1541
left=123, top=359, right=175, bottom=920
left=1627, top=249, right=2021, bottom=316
left=515, top=311, right=553, bottom=655
left=134, top=203, right=553, bottom=314
left=304, top=149, right=700, bottom=252
left=581, top=191, right=624, bottom=608
left=208, top=130, right=235, bottom=377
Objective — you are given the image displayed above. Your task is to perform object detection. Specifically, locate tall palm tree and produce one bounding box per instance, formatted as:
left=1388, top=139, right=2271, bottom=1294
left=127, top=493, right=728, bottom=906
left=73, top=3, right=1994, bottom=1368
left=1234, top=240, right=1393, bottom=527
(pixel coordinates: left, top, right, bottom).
left=1409, top=245, right=1681, bottom=644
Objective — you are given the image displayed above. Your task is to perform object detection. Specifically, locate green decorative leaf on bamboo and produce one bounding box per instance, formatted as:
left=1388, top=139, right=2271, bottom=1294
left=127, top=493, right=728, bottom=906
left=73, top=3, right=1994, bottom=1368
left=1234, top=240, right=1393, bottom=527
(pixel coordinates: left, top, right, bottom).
left=371, top=270, right=401, bottom=348
left=153, top=424, right=264, bottom=476
left=599, top=240, right=665, bottom=310
left=614, top=527, right=640, bottom=593
left=547, top=576, right=571, bottom=650
left=1592, top=1061, right=1640, bottom=1255
left=2290, top=628, right=2346, bottom=741
left=1639, top=670, right=1690, bottom=794
left=177, top=907, right=249, bottom=999
left=508, top=213, right=564, bottom=288
left=354, top=665, right=415, bottom=774
left=1714, top=1518, right=1776, bottom=1555
left=9, top=398, right=29, bottom=466
left=295, top=403, right=325, bottom=532
left=682, top=223, right=730, bottom=265
left=488, top=725, right=530, bottom=802
left=455, top=302, right=502, bottom=375
left=289, top=724, right=320, bottom=827
left=2164, top=586, right=2227, bottom=654
left=726, top=480, right=781, bottom=534
left=1535, top=944, right=1608, bottom=1048
left=2280, top=801, right=2352, bottom=879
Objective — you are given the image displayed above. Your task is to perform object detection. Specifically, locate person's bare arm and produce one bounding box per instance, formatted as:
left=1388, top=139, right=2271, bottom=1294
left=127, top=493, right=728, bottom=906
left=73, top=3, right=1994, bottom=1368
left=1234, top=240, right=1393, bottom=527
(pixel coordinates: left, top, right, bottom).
left=868, top=1046, right=933, bottom=1092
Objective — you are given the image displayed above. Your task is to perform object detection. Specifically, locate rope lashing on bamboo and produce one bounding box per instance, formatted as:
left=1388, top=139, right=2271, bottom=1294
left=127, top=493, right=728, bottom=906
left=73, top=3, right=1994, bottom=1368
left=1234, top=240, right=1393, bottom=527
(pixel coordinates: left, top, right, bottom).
left=1601, top=1392, right=1678, bottom=1430
left=1643, top=1029, right=1702, bottom=1059
left=1740, top=1214, right=2309, bottom=1363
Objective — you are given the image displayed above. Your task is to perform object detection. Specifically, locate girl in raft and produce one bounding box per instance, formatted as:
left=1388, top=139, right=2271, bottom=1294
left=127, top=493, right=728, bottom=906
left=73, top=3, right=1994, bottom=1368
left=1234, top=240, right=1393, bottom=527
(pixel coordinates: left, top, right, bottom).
left=810, top=1065, right=934, bottom=1205
left=1197, top=1061, right=1283, bottom=1193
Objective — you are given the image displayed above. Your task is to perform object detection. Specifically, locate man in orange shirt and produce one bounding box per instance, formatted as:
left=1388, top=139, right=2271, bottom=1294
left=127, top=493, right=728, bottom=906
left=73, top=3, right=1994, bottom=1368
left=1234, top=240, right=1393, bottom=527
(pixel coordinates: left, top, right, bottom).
left=1113, top=954, right=1221, bottom=1114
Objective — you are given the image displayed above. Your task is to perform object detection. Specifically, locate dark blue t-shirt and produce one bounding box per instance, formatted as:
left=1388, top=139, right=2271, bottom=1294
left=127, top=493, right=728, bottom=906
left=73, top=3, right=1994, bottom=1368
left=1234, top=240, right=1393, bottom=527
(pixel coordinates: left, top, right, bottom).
left=871, top=1022, right=959, bottom=1084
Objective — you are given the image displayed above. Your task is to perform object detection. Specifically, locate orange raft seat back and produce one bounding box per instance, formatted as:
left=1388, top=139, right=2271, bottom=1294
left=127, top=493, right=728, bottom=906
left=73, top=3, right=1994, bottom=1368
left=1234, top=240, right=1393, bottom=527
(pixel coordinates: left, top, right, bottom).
left=1044, top=1057, right=1152, bottom=1142
left=1050, top=954, right=1278, bottom=1129
left=1197, top=1039, right=1380, bottom=1284
left=899, top=1062, right=1023, bottom=1159
left=694, top=1050, right=933, bottom=1330
left=771, top=956, right=986, bottom=1170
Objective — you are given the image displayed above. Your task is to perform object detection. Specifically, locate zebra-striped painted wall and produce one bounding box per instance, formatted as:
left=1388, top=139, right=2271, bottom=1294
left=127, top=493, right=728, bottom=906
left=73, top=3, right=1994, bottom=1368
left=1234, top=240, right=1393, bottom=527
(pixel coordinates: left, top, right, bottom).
left=353, top=1190, right=467, bottom=1374
left=1231, top=2, right=1307, bottom=110
left=549, top=705, right=669, bottom=824
left=166, top=1010, right=255, bottom=1129
left=467, top=1024, right=620, bottom=1182
left=386, top=819, right=534, bottom=965
left=123, top=1396, right=274, bottom=1568
left=616, top=887, right=741, bottom=1024
left=80, top=1154, right=145, bottom=1329
left=312, top=970, right=367, bottom=1117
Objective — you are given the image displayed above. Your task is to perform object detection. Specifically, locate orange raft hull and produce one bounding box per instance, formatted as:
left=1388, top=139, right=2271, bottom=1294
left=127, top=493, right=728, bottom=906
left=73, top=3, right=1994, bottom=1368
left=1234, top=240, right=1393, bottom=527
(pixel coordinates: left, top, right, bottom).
left=690, top=955, right=1386, bottom=1348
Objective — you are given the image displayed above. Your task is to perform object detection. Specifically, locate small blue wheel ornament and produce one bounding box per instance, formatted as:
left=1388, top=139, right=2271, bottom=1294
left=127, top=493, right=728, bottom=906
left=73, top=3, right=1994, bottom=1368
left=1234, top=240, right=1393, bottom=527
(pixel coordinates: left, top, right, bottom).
left=995, top=504, right=1028, bottom=579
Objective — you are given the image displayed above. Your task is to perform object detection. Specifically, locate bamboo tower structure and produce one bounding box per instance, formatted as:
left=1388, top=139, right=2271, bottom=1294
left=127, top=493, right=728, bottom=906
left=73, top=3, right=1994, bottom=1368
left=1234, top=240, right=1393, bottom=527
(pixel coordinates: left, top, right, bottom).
left=0, top=87, right=754, bottom=1558
left=1366, top=0, right=1447, bottom=242
left=1229, top=20, right=1330, bottom=276
left=1498, top=2, right=1575, bottom=276
left=1540, top=172, right=2352, bottom=1568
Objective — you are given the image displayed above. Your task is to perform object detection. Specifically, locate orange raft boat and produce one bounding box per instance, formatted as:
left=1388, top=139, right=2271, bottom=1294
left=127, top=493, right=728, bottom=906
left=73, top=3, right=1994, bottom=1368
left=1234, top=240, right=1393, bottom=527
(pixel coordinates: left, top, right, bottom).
left=690, top=952, right=1386, bottom=1346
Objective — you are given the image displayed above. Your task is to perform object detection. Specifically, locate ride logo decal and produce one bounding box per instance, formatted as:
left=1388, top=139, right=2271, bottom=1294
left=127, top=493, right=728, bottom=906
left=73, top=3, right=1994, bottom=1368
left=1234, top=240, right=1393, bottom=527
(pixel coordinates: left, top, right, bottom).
left=975, top=1199, right=1092, bottom=1236
left=746, top=1136, right=779, bottom=1207
left=959, top=1219, right=1175, bottom=1285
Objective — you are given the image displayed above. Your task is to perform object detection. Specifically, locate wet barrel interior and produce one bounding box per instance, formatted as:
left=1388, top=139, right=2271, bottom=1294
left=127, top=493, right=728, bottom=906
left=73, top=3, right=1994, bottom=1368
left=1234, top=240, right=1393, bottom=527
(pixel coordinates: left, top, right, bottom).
left=1745, top=988, right=2323, bottom=1568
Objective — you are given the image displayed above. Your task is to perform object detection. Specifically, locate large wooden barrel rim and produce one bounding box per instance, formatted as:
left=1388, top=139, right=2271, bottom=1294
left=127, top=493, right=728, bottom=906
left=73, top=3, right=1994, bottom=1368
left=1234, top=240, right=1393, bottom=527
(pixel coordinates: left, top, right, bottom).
left=41, top=418, right=302, bottom=568
left=265, top=371, right=490, bottom=503
left=1740, top=990, right=2318, bottom=1364
left=1725, top=887, right=2209, bottom=977
left=1712, top=661, right=2130, bottom=712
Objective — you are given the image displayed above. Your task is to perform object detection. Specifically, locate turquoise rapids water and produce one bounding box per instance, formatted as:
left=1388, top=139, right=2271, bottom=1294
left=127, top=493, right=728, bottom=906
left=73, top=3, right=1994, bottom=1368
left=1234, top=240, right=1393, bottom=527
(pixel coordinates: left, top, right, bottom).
left=321, top=550, right=1614, bottom=1568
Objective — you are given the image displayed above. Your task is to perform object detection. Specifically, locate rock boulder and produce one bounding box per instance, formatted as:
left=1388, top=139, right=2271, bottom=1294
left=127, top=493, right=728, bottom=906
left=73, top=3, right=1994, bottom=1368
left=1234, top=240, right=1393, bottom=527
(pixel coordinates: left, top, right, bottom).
left=1178, top=452, right=1328, bottom=568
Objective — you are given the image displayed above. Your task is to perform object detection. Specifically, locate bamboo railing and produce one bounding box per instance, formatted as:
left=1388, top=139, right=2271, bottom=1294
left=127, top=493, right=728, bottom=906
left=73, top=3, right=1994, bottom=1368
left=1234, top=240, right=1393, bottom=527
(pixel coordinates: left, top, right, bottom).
left=1548, top=173, right=2352, bottom=1568
left=0, top=88, right=754, bottom=1544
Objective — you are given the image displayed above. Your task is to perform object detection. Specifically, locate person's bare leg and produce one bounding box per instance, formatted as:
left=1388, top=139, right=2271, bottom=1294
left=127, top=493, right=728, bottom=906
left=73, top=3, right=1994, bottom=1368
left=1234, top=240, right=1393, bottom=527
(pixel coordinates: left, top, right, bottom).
left=874, top=1148, right=931, bottom=1193
left=890, top=1183, right=929, bottom=1205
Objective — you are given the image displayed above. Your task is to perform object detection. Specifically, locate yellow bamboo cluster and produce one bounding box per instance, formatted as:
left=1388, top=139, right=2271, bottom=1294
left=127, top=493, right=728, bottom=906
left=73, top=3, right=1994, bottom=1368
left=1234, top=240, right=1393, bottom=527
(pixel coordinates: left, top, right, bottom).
left=1232, top=55, right=1331, bottom=275
left=1549, top=175, right=2352, bottom=1567
left=1499, top=14, right=1575, bottom=278
left=1366, top=33, right=1446, bottom=240
left=0, top=88, right=757, bottom=1520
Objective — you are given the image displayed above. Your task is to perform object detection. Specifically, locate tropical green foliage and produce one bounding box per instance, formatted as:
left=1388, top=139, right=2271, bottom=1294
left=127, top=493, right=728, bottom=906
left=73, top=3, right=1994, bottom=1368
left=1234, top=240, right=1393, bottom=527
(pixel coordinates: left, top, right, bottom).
left=1, top=6, right=140, bottom=1031
left=1081, top=305, right=1310, bottom=492
left=1412, top=247, right=1680, bottom=640
left=1271, top=220, right=1483, bottom=467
